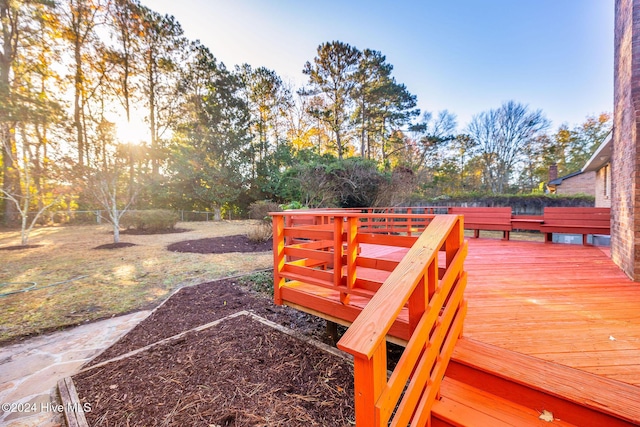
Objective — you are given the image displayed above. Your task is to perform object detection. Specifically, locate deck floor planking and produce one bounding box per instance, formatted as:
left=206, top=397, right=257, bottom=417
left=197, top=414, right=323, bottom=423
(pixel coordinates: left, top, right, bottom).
left=280, top=236, right=640, bottom=387
left=459, top=239, right=640, bottom=386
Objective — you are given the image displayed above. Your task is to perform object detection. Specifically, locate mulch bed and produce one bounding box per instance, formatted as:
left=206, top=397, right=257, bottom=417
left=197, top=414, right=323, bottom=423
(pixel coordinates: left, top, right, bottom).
left=88, top=278, right=327, bottom=366
left=69, top=233, right=385, bottom=426
left=167, top=234, right=272, bottom=254
left=120, top=228, right=190, bottom=235
left=0, top=244, right=44, bottom=251
left=73, top=315, right=355, bottom=426
left=93, top=242, right=137, bottom=250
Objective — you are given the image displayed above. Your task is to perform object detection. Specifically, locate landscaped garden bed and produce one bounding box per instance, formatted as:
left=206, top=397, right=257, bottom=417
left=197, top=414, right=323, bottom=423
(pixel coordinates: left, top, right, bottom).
left=71, top=312, right=355, bottom=426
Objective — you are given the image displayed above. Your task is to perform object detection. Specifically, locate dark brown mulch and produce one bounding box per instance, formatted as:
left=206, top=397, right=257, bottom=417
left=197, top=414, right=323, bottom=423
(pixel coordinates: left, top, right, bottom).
left=167, top=234, right=272, bottom=254
left=88, top=278, right=327, bottom=366
left=120, top=227, right=190, bottom=235
left=74, top=315, right=355, bottom=427
left=0, top=244, right=43, bottom=251
left=93, top=242, right=137, bottom=250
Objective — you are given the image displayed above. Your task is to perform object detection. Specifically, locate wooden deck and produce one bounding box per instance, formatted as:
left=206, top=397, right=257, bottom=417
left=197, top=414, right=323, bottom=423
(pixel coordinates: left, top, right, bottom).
left=279, top=233, right=640, bottom=387
left=352, top=237, right=640, bottom=386
left=461, top=238, right=640, bottom=387
left=272, top=209, right=640, bottom=424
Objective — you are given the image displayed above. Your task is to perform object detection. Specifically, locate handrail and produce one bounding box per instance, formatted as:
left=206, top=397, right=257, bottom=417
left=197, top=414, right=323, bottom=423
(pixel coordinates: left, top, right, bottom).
left=337, top=214, right=467, bottom=426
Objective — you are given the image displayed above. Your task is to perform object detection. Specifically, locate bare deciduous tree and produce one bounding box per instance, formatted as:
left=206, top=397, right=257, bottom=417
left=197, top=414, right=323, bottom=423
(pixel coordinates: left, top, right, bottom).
left=467, top=101, right=549, bottom=193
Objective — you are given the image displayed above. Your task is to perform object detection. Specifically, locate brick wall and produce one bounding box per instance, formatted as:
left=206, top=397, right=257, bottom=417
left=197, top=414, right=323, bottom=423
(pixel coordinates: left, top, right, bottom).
left=612, top=0, right=640, bottom=280
left=555, top=171, right=596, bottom=196
left=595, top=164, right=612, bottom=208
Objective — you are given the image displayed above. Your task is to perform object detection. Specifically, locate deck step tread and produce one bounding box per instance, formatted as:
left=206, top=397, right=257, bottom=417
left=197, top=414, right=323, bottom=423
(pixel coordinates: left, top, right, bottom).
left=433, top=378, right=577, bottom=426
left=450, top=338, right=640, bottom=425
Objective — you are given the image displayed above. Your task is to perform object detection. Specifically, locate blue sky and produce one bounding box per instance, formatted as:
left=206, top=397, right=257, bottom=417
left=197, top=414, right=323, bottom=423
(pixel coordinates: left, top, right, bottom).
left=145, top=0, right=614, bottom=130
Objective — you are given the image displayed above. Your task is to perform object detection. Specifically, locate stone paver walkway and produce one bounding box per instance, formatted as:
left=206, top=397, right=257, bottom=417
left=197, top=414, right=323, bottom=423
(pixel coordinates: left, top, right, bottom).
left=0, top=311, right=150, bottom=426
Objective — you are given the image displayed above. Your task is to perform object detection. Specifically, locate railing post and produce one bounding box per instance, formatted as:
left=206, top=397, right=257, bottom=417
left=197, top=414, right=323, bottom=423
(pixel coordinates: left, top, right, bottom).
left=273, top=215, right=286, bottom=305
left=352, top=346, right=386, bottom=427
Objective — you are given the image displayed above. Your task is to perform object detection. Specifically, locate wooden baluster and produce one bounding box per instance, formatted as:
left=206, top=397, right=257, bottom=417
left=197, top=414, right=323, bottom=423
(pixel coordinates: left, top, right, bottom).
left=427, top=260, right=437, bottom=302
left=352, top=346, right=386, bottom=427
left=285, top=214, right=295, bottom=246
left=408, top=275, right=427, bottom=334
left=273, top=215, right=286, bottom=305
left=346, top=216, right=358, bottom=298
left=333, top=216, right=348, bottom=304
left=446, top=216, right=463, bottom=269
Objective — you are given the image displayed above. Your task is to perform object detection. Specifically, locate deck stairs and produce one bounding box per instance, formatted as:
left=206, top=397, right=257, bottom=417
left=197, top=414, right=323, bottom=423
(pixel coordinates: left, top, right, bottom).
left=433, top=338, right=640, bottom=426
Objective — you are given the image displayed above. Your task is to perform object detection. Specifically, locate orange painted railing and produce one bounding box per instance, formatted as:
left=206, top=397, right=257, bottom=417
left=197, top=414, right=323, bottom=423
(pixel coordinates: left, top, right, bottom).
left=338, top=214, right=467, bottom=426
left=271, top=210, right=467, bottom=425
left=272, top=210, right=439, bottom=305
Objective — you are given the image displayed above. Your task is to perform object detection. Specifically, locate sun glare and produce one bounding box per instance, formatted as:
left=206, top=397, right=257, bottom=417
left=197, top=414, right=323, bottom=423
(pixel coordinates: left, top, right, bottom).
left=114, top=117, right=149, bottom=146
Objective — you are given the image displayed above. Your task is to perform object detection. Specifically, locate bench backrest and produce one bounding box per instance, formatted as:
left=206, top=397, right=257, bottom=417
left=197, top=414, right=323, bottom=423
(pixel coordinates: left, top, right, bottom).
left=448, top=207, right=512, bottom=226
left=542, top=207, right=610, bottom=227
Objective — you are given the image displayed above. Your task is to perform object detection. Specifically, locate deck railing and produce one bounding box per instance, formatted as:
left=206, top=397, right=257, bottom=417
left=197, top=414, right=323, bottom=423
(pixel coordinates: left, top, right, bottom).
left=272, top=210, right=439, bottom=304
left=271, top=210, right=468, bottom=425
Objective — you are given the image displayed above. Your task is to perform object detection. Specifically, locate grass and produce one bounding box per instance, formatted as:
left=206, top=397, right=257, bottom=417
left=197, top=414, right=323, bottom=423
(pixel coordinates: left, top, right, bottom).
left=0, top=220, right=272, bottom=345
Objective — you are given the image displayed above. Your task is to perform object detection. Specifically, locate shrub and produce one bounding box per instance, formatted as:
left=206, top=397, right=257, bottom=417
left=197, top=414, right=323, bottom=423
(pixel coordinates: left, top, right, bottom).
left=238, top=271, right=273, bottom=296
left=246, top=221, right=273, bottom=242
left=248, top=200, right=281, bottom=222
left=281, top=201, right=305, bottom=210
left=120, top=209, right=179, bottom=231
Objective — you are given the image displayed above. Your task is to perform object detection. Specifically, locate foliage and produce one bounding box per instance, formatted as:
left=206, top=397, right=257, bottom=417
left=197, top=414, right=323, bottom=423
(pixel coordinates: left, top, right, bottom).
left=238, top=270, right=274, bottom=296
left=420, top=192, right=595, bottom=213
left=303, top=41, right=361, bottom=159
left=0, top=0, right=614, bottom=226
left=248, top=200, right=281, bottom=222
left=278, top=155, right=391, bottom=208
left=246, top=221, right=273, bottom=243
left=281, top=201, right=304, bottom=210
left=466, top=101, right=550, bottom=194
left=120, top=209, right=178, bottom=231
left=166, top=43, right=250, bottom=219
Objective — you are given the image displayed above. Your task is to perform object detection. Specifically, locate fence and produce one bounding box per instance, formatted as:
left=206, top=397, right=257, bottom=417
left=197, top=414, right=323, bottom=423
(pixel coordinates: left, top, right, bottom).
left=1, top=210, right=238, bottom=226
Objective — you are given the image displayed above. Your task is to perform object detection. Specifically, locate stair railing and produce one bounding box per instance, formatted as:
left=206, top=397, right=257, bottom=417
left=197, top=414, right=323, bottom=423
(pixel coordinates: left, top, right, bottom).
left=337, top=214, right=468, bottom=426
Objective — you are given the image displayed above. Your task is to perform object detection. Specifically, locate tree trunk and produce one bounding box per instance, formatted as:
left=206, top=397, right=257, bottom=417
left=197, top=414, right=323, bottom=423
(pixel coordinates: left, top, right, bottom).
left=360, top=97, right=366, bottom=157
left=213, top=206, right=221, bottom=221
left=148, top=48, right=158, bottom=177
left=0, top=0, right=19, bottom=225
left=74, top=36, right=84, bottom=167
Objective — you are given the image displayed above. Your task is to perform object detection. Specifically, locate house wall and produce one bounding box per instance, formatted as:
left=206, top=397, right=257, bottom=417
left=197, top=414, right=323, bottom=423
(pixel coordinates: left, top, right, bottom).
left=554, top=171, right=596, bottom=197
left=613, top=0, right=640, bottom=280
left=595, top=164, right=612, bottom=208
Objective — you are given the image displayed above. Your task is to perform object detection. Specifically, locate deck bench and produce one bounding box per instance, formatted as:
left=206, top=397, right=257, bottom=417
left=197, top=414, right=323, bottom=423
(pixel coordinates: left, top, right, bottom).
left=448, top=207, right=512, bottom=240
left=510, top=215, right=544, bottom=232
left=540, top=207, right=610, bottom=245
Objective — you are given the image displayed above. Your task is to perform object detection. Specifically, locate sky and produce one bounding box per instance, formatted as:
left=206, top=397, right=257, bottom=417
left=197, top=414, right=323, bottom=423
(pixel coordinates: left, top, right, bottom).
left=143, top=0, right=614, bottom=131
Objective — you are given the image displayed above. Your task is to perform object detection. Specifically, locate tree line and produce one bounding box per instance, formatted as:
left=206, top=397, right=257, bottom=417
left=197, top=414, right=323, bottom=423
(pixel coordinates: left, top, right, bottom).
left=0, top=0, right=612, bottom=232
